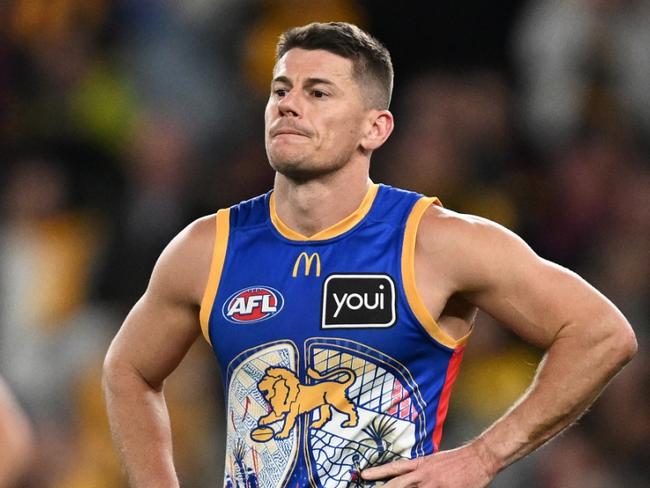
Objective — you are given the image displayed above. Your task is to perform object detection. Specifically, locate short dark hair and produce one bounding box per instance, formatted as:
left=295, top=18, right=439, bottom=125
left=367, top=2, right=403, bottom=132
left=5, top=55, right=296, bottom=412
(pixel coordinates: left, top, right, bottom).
left=276, top=22, right=394, bottom=109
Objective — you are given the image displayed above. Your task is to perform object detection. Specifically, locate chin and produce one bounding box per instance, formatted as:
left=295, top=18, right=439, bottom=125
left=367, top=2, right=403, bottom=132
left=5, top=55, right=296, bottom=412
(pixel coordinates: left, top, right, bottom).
left=269, top=157, right=335, bottom=182
left=268, top=146, right=308, bottom=172
left=267, top=147, right=350, bottom=181
left=271, top=159, right=315, bottom=181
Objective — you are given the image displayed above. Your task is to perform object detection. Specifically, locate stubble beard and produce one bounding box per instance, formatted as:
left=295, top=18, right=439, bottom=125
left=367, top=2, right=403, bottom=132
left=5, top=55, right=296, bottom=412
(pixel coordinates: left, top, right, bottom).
left=267, top=147, right=351, bottom=183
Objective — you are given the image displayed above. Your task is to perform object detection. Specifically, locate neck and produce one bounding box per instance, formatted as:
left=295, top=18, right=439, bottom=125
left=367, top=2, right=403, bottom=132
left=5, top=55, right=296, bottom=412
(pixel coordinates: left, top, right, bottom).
left=272, top=163, right=372, bottom=237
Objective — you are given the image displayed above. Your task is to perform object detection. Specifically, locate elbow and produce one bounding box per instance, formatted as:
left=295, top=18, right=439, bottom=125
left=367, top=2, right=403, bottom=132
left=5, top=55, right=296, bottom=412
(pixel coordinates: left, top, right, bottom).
left=102, top=345, right=119, bottom=396
left=101, top=344, right=135, bottom=399
left=601, top=316, right=638, bottom=370
left=614, top=322, right=638, bottom=365
left=102, top=344, right=162, bottom=397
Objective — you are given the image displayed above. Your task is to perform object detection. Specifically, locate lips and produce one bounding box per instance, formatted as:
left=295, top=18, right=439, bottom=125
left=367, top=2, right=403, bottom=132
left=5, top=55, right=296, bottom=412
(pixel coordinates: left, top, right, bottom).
left=271, top=125, right=310, bottom=138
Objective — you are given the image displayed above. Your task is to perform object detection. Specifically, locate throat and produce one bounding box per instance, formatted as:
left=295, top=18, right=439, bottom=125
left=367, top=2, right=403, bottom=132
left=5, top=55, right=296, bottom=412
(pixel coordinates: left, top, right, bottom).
left=270, top=178, right=376, bottom=240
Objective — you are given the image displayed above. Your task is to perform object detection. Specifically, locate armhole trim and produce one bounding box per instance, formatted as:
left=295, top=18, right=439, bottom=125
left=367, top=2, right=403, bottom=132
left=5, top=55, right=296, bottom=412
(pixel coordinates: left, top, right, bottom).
left=402, top=197, right=470, bottom=349
left=199, top=208, right=230, bottom=345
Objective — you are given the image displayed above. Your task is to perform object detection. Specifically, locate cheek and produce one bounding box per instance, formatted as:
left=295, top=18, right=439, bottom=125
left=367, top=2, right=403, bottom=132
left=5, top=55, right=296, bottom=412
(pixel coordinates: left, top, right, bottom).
left=326, top=118, right=362, bottom=147
left=264, top=103, right=274, bottom=126
left=264, top=107, right=276, bottom=145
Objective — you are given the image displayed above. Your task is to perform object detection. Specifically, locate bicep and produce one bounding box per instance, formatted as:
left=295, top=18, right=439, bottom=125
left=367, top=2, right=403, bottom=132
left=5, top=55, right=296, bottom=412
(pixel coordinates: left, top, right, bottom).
left=105, top=216, right=214, bottom=389
left=466, top=255, right=592, bottom=347
left=444, top=216, right=619, bottom=348
left=108, top=290, right=200, bottom=390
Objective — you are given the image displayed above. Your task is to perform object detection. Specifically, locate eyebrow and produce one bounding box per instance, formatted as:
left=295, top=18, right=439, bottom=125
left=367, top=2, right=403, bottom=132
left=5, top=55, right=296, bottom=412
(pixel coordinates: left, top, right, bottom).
left=271, top=76, right=337, bottom=88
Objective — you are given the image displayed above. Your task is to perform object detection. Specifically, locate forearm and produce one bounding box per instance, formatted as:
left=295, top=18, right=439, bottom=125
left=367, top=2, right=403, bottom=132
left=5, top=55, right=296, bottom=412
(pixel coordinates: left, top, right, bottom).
left=103, top=365, right=179, bottom=488
left=473, top=317, right=637, bottom=476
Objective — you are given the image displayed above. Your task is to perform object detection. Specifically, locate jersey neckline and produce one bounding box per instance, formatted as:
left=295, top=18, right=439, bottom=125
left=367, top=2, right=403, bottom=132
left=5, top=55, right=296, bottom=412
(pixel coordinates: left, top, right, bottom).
left=268, top=183, right=380, bottom=241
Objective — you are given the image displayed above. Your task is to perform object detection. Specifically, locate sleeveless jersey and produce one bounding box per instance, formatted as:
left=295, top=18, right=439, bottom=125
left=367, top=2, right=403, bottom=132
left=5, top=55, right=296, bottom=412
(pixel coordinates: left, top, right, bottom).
left=200, top=183, right=470, bottom=488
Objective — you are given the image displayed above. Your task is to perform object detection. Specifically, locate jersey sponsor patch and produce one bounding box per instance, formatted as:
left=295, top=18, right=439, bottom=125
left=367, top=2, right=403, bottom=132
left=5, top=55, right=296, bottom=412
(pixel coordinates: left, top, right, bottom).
left=223, top=286, right=284, bottom=323
left=321, top=274, right=396, bottom=328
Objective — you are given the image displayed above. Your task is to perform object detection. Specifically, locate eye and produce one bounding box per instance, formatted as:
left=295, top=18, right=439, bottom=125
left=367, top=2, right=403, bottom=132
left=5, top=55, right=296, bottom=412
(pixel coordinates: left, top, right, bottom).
left=274, top=88, right=287, bottom=97
left=312, top=90, right=328, bottom=98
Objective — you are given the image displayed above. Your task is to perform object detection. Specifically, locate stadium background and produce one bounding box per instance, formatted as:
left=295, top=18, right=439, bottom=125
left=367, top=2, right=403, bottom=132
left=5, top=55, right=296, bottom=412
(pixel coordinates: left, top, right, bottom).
left=0, top=0, right=648, bottom=486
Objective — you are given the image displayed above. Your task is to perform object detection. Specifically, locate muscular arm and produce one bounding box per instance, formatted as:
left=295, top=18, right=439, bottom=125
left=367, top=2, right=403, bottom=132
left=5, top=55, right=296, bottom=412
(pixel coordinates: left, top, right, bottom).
left=102, top=216, right=215, bottom=487
left=451, top=211, right=637, bottom=476
left=364, top=207, right=637, bottom=486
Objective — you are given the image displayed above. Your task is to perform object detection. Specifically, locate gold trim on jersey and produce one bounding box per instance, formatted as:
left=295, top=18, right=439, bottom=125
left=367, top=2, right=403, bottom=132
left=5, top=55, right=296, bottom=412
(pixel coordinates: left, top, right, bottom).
left=402, top=197, right=471, bottom=349
left=292, top=252, right=321, bottom=277
left=269, top=183, right=379, bottom=241
left=199, top=208, right=231, bottom=345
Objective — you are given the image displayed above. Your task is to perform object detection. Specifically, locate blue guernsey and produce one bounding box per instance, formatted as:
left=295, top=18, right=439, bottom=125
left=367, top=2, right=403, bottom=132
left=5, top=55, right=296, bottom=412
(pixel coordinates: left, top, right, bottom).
left=200, top=183, right=470, bottom=488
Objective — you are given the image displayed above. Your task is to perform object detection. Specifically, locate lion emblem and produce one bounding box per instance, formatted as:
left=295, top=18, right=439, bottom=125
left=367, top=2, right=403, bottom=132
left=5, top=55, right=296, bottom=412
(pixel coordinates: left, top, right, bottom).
left=254, top=366, right=358, bottom=440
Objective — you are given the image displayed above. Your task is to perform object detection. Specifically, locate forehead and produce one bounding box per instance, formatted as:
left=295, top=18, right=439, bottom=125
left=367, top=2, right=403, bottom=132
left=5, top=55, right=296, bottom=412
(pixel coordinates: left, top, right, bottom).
left=273, top=48, right=355, bottom=84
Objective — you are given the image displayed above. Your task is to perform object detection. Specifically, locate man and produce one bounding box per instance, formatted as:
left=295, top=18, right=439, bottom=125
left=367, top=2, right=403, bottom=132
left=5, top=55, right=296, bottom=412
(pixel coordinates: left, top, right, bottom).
left=103, top=22, right=637, bottom=487
left=0, top=376, right=33, bottom=487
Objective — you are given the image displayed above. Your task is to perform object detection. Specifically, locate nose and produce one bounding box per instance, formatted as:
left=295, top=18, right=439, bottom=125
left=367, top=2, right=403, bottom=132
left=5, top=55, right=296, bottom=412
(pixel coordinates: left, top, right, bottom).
left=277, top=90, right=301, bottom=117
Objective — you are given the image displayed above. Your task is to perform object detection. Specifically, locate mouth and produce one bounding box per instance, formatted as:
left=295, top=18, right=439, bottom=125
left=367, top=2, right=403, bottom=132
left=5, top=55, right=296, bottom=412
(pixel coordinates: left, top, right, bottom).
left=271, top=126, right=310, bottom=138
left=273, top=132, right=308, bottom=139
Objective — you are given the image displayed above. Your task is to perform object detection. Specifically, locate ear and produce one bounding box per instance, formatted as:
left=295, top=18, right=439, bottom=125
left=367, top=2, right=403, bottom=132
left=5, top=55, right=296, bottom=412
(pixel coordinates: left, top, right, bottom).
left=360, top=110, right=394, bottom=152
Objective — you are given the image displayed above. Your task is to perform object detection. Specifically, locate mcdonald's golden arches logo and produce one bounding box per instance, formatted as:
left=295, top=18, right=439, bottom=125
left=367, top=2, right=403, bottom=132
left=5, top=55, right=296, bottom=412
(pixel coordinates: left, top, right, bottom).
left=292, top=252, right=321, bottom=277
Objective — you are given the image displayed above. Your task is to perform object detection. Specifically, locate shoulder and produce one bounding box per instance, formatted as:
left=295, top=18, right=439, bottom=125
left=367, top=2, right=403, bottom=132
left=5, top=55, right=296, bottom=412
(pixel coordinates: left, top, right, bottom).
left=163, top=214, right=217, bottom=266
left=177, top=213, right=217, bottom=247
left=415, top=204, right=539, bottom=292
left=147, top=214, right=218, bottom=305
left=417, top=204, right=522, bottom=251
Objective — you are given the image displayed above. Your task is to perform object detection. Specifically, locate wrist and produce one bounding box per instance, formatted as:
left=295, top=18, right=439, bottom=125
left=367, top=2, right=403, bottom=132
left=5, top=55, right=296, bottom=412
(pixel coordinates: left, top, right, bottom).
left=469, top=435, right=503, bottom=479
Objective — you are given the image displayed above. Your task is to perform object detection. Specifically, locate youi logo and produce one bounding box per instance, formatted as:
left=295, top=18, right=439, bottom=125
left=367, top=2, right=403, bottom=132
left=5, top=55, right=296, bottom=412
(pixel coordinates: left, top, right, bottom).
left=222, top=286, right=284, bottom=324
left=321, top=274, right=396, bottom=328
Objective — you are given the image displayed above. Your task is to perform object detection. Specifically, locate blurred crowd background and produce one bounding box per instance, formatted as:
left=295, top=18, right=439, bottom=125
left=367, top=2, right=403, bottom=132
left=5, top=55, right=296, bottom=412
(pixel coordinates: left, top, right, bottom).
left=0, top=0, right=648, bottom=486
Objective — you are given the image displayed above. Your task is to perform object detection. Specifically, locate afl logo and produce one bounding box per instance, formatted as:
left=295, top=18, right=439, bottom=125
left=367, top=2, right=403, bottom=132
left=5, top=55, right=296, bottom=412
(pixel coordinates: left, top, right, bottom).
left=222, top=286, right=284, bottom=324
